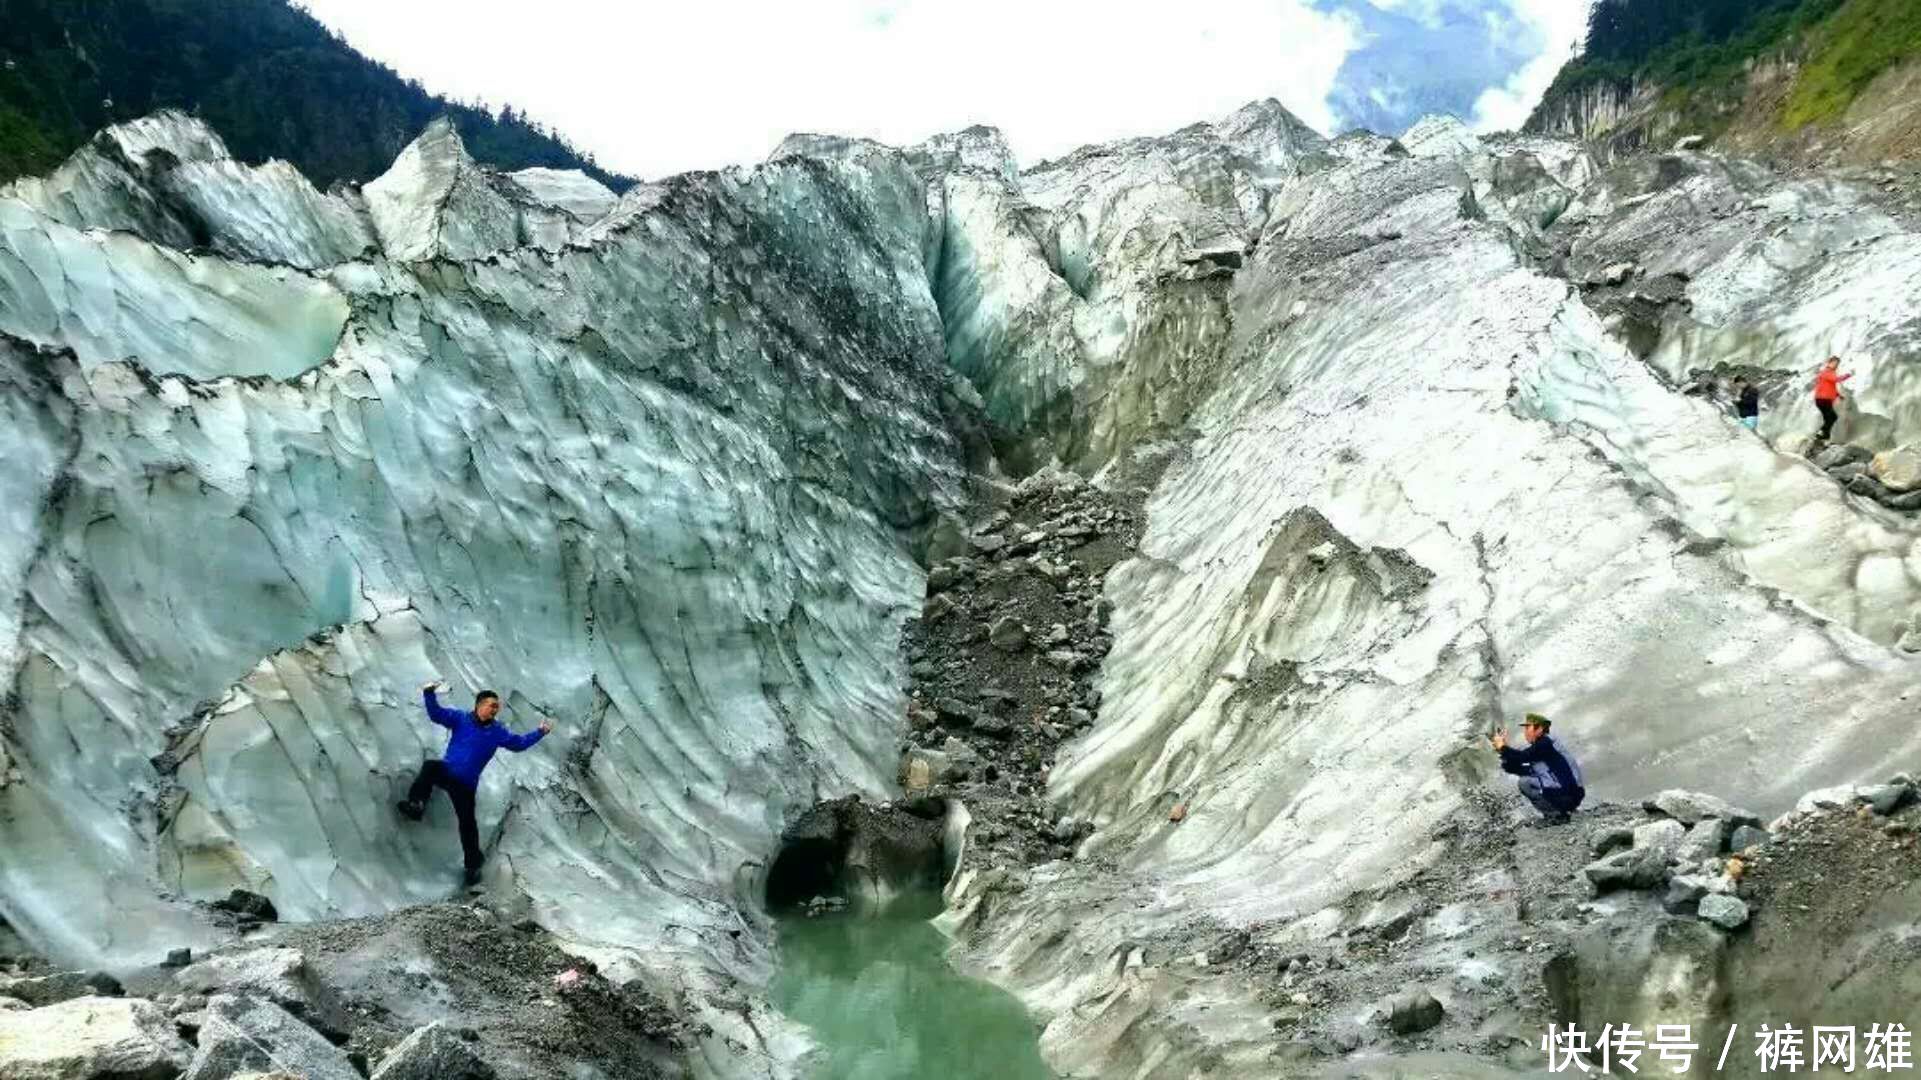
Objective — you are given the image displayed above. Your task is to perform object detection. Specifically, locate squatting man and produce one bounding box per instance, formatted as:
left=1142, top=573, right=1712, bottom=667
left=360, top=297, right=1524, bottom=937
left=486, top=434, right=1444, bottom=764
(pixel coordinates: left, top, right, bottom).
left=1490, top=712, right=1586, bottom=824
left=398, top=680, right=555, bottom=886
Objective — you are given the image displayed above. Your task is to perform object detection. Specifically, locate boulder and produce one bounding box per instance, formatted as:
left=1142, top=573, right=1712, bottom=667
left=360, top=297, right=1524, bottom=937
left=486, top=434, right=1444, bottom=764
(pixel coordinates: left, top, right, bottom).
left=1661, top=876, right=1708, bottom=915
left=1855, top=783, right=1914, bottom=816
left=1676, top=818, right=1729, bottom=862
left=210, top=890, right=278, bottom=923
left=1728, top=825, right=1769, bottom=854
left=1812, top=444, right=1873, bottom=470
left=1871, top=446, right=1921, bottom=493
left=1643, top=790, right=1761, bottom=827
left=1584, top=845, right=1669, bottom=893
left=1792, top=785, right=1855, bottom=816
left=1601, top=262, right=1638, bottom=286
left=1544, top=918, right=1725, bottom=1043
left=1384, top=989, right=1444, bottom=1034
left=174, top=948, right=320, bottom=1020
left=1697, top=894, right=1750, bottom=931
left=926, top=564, right=961, bottom=593
left=162, top=949, right=193, bottom=969
left=1632, top=819, right=1686, bottom=855
left=988, top=616, right=1027, bottom=652
left=181, top=994, right=360, bottom=1080
left=1589, top=825, right=1635, bottom=857
left=368, top=1021, right=496, bottom=1080
left=0, top=996, right=190, bottom=1080
left=0, top=997, right=25, bottom=1011
left=0, top=970, right=124, bottom=1007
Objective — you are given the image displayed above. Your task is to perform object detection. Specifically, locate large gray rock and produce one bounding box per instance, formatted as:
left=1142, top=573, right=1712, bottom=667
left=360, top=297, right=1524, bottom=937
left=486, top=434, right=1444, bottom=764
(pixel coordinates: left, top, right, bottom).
left=1871, top=446, right=1921, bottom=492
left=1661, top=876, right=1708, bottom=915
left=1643, top=790, right=1761, bottom=827
left=1631, top=818, right=1686, bottom=855
left=1855, top=783, right=1914, bottom=815
left=173, top=949, right=318, bottom=1018
left=181, top=994, right=359, bottom=1080
left=1584, top=845, right=1670, bottom=893
left=1675, top=818, right=1729, bottom=862
left=0, top=996, right=190, bottom=1080
left=369, top=1022, right=496, bottom=1080
left=1383, top=989, right=1444, bottom=1034
left=0, top=970, right=123, bottom=1007
left=1544, top=918, right=1726, bottom=1043
left=1697, top=894, right=1750, bottom=931
left=1729, top=825, right=1770, bottom=853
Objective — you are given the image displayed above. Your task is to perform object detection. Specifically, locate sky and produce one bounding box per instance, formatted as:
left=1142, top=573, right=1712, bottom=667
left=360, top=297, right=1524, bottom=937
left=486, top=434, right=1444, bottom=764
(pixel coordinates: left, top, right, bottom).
left=296, top=0, right=1588, bottom=180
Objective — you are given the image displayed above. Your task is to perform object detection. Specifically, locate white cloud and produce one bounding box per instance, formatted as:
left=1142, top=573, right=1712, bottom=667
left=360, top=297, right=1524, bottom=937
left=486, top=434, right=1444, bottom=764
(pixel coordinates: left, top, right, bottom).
left=296, top=0, right=1359, bottom=179
left=1468, top=0, right=1588, bottom=132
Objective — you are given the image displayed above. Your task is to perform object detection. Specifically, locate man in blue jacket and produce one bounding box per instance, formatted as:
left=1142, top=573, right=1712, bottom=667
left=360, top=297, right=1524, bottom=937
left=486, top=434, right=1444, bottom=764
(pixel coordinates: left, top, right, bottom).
left=1491, top=713, right=1585, bottom=825
left=399, top=680, right=554, bottom=885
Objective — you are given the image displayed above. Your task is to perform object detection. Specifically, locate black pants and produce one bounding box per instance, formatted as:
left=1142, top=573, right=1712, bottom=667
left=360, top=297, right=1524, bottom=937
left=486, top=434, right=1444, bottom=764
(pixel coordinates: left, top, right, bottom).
left=408, top=760, right=483, bottom=870
left=1818, top=399, right=1839, bottom=440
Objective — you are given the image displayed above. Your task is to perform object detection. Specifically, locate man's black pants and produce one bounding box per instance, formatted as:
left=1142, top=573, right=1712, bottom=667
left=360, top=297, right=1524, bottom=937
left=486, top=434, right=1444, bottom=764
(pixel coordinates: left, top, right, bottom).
left=1818, top=399, right=1839, bottom=440
left=408, top=760, right=483, bottom=870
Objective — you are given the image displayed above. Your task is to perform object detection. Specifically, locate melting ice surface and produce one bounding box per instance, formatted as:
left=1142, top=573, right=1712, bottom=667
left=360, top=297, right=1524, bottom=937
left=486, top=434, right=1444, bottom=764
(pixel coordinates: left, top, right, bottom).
left=771, top=899, right=1052, bottom=1080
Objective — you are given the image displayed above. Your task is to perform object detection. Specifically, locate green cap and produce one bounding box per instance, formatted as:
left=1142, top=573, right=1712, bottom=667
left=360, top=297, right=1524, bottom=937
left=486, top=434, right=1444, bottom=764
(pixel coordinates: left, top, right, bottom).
left=1523, top=713, right=1551, bottom=728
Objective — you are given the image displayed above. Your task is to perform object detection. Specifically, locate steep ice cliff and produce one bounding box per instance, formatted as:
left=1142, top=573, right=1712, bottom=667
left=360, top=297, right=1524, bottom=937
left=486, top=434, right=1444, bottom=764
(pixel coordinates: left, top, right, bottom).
left=0, top=110, right=975, bottom=1068
left=5, top=97, right=1921, bottom=1078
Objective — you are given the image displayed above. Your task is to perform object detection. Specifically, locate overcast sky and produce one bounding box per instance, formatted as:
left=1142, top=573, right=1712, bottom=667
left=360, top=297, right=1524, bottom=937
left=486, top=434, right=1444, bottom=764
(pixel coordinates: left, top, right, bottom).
left=296, top=0, right=1588, bottom=180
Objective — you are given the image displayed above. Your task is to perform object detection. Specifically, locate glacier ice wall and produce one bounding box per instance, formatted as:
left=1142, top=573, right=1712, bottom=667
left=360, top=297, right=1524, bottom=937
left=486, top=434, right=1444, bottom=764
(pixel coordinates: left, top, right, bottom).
left=907, top=109, right=1921, bottom=1074
left=9, top=97, right=1921, bottom=1080
left=0, top=112, right=972, bottom=1062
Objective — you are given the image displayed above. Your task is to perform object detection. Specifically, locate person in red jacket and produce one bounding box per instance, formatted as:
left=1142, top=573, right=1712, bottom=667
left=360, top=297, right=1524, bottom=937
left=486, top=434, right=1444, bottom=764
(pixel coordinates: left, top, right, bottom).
left=1814, top=356, right=1852, bottom=442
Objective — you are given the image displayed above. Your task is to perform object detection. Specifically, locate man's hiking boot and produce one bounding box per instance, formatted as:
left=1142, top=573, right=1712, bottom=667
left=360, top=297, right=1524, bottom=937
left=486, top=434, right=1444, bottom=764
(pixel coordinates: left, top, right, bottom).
left=397, top=799, right=425, bottom=822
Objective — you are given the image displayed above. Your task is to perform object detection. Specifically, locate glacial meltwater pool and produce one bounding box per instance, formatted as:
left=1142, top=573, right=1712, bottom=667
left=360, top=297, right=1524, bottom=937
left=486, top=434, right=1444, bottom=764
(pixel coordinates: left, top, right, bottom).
left=770, top=900, right=1053, bottom=1080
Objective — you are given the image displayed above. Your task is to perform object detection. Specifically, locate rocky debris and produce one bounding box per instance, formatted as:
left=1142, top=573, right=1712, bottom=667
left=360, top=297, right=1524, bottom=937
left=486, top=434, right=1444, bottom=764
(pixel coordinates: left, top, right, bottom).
left=368, top=1021, right=496, bottom=1080
left=1729, top=824, right=1769, bottom=853
left=1676, top=818, right=1729, bottom=862
left=174, top=948, right=331, bottom=1029
left=162, top=949, right=193, bottom=969
left=898, top=467, right=1145, bottom=868
left=0, top=996, right=190, bottom=1080
left=1642, top=789, right=1761, bottom=827
left=182, top=994, right=360, bottom=1080
left=1809, top=443, right=1921, bottom=512
left=1383, top=990, right=1445, bottom=1034
left=1584, top=844, right=1669, bottom=892
left=1696, top=893, right=1750, bottom=931
left=0, top=969, right=124, bottom=1007
left=1872, top=446, right=1921, bottom=492
left=1630, top=817, right=1685, bottom=855
left=210, top=889, right=279, bottom=926
left=1773, top=774, right=1919, bottom=830
left=210, top=903, right=690, bottom=1079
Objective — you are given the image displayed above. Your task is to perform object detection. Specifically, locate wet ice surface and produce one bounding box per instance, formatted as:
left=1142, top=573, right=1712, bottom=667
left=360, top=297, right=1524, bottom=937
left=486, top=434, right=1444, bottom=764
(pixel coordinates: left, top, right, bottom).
left=771, top=898, right=1050, bottom=1080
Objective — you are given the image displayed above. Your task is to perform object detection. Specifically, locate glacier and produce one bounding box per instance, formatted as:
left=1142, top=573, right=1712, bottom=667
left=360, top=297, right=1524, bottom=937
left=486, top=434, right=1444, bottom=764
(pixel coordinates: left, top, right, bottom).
left=4, top=101, right=1921, bottom=1078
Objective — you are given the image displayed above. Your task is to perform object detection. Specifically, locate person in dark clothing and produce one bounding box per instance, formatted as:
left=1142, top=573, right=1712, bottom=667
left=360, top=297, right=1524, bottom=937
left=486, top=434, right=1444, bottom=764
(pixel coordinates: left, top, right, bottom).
left=1734, top=380, right=1760, bottom=431
left=399, top=681, right=554, bottom=886
left=1491, top=713, right=1585, bottom=825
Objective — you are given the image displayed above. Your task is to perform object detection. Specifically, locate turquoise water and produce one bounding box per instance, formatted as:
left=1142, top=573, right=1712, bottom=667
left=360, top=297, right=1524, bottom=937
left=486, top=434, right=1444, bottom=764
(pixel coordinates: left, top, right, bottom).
left=770, top=902, right=1053, bottom=1080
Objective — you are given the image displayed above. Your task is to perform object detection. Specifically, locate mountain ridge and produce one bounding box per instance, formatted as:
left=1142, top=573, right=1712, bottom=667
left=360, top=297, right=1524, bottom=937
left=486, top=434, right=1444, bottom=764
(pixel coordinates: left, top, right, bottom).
left=0, top=0, right=635, bottom=190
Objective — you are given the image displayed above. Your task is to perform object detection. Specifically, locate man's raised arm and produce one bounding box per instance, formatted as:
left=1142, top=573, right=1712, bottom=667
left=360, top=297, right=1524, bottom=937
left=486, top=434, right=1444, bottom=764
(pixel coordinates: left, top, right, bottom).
left=503, top=717, right=556, bottom=752
left=420, top=680, right=459, bottom=729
